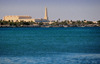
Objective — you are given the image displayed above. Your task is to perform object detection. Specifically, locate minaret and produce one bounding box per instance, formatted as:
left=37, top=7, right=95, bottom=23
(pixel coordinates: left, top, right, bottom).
left=44, top=7, right=48, bottom=20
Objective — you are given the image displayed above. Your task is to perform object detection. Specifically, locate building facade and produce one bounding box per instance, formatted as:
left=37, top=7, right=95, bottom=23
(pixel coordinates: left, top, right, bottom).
left=3, top=16, right=33, bottom=22
left=3, top=7, right=49, bottom=22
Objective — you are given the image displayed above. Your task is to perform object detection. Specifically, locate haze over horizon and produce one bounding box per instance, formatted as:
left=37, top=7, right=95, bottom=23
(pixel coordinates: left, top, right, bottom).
left=0, top=0, right=100, bottom=21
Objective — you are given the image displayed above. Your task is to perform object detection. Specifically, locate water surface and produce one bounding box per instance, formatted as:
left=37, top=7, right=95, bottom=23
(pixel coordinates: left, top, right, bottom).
left=0, top=27, right=100, bottom=64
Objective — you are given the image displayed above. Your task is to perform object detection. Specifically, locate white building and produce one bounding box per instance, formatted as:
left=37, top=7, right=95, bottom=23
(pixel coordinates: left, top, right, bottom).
left=3, top=7, right=49, bottom=22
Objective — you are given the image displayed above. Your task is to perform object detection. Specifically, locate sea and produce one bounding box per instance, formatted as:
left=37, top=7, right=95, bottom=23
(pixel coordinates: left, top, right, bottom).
left=0, top=27, right=100, bottom=64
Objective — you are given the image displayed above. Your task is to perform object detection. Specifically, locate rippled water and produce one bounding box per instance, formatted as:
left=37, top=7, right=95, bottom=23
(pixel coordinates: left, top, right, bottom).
left=0, top=27, right=100, bottom=64
left=0, top=53, right=100, bottom=64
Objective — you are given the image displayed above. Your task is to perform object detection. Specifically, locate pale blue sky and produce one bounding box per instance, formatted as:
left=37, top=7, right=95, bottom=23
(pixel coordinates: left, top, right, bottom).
left=0, top=0, right=100, bottom=21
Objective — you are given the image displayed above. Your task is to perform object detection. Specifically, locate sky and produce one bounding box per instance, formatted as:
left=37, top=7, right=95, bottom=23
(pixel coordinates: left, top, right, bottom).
left=0, top=0, right=100, bottom=21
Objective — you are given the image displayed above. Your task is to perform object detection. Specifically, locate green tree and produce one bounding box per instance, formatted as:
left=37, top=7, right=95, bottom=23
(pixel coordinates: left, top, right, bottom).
left=23, top=22, right=30, bottom=25
left=87, top=21, right=93, bottom=24
left=15, top=22, right=21, bottom=27
left=39, top=22, right=43, bottom=26
left=10, top=22, right=14, bottom=26
left=97, top=20, right=100, bottom=26
left=1, top=20, right=9, bottom=25
left=60, top=21, right=67, bottom=25
left=29, top=21, right=35, bottom=25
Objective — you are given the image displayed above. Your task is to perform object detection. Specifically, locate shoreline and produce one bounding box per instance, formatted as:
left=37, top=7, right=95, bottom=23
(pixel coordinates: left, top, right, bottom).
left=0, top=26, right=99, bottom=28
left=0, top=25, right=99, bottom=28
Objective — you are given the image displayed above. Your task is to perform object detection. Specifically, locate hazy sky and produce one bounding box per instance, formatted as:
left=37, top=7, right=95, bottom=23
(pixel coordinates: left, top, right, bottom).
left=0, top=0, right=100, bottom=21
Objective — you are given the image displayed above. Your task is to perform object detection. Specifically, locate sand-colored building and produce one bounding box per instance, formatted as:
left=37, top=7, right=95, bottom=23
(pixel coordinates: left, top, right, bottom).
left=3, top=16, right=33, bottom=22
left=3, top=7, right=49, bottom=22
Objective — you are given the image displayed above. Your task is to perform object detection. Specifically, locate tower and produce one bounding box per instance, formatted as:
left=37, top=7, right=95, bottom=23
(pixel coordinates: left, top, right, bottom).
left=44, top=7, right=48, bottom=20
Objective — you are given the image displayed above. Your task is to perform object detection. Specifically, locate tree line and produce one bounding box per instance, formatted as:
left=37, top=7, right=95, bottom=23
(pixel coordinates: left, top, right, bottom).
left=0, top=19, right=100, bottom=27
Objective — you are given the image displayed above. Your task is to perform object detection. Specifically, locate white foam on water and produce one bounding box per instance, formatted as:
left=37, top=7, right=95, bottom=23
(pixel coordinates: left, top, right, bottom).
left=0, top=53, right=100, bottom=64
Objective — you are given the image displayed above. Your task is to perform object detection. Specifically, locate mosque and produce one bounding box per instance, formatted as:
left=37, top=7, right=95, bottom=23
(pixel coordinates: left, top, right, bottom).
left=3, top=7, right=49, bottom=22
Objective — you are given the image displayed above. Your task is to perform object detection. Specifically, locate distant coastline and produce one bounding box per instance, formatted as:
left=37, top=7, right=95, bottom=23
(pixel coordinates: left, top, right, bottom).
left=0, top=19, right=100, bottom=28
left=1, top=7, right=100, bottom=28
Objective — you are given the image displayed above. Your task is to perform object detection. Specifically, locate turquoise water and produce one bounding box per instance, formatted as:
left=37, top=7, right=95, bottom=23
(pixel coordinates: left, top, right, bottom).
left=0, top=27, right=100, bottom=64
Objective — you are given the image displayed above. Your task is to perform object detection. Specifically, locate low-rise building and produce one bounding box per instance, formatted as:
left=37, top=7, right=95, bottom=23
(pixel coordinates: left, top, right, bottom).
left=3, top=7, right=50, bottom=23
